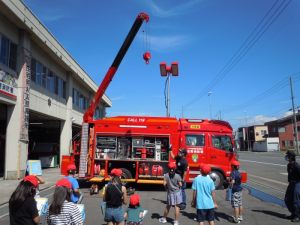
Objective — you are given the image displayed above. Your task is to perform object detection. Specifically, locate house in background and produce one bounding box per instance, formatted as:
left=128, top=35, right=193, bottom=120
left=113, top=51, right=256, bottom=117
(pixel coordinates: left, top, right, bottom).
left=237, top=125, right=268, bottom=151
left=265, top=112, right=300, bottom=151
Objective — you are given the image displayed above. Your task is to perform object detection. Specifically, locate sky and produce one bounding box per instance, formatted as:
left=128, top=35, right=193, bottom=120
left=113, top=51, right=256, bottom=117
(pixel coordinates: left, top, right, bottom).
left=23, top=0, right=300, bottom=130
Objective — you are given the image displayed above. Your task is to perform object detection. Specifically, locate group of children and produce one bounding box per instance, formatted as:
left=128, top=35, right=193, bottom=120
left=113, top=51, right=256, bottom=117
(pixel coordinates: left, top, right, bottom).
left=157, top=159, right=243, bottom=225
left=123, top=158, right=243, bottom=225
left=9, top=164, right=83, bottom=225
left=8, top=159, right=243, bottom=225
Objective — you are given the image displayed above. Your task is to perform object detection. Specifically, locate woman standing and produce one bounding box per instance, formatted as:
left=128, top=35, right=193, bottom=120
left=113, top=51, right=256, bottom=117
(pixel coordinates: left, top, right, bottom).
left=46, top=178, right=83, bottom=225
left=103, top=168, right=128, bottom=225
left=9, top=175, right=40, bottom=225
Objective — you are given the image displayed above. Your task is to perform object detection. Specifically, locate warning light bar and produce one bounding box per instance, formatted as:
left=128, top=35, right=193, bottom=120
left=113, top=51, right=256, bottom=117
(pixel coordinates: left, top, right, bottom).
left=187, top=119, right=203, bottom=123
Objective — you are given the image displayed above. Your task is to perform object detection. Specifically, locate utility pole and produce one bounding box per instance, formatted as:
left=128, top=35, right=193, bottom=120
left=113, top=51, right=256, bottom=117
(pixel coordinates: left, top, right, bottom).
left=244, top=111, right=250, bottom=151
left=290, top=76, right=299, bottom=154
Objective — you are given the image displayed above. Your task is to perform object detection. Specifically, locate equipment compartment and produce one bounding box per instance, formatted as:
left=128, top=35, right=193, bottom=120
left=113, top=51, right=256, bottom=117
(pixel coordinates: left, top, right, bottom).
left=95, top=135, right=170, bottom=161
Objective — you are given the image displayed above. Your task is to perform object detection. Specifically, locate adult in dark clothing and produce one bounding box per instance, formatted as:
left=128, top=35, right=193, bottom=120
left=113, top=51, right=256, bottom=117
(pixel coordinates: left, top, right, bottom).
left=103, top=168, right=128, bottom=225
left=285, top=150, right=300, bottom=222
left=9, top=175, right=40, bottom=225
left=170, top=148, right=188, bottom=210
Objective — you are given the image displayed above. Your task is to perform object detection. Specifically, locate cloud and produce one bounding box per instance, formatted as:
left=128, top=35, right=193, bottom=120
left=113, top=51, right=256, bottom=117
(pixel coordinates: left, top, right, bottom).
left=282, top=110, right=293, bottom=117
left=147, top=0, right=204, bottom=18
left=149, top=34, right=191, bottom=52
left=247, top=115, right=277, bottom=125
left=41, top=14, right=65, bottom=22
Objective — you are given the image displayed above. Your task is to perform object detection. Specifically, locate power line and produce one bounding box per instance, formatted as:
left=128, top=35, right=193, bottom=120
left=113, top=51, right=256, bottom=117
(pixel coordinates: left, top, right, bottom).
left=184, top=0, right=292, bottom=108
left=223, top=73, right=300, bottom=113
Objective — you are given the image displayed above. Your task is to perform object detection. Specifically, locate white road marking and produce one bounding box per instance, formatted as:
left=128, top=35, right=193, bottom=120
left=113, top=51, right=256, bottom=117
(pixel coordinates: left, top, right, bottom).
left=280, top=173, right=288, bottom=176
left=239, top=159, right=286, bottom=167
left=248, top=174, right=287, bottom=186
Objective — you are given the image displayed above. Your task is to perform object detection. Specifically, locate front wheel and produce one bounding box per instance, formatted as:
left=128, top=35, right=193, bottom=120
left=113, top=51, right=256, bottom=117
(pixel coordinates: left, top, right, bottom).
left=210, top=170, right=224, bottom=190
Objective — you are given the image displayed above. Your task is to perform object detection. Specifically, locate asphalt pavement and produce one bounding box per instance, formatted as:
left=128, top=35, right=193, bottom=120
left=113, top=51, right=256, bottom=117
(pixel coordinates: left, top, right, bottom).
left=82, top=184, right=292, bottom=225
left=0, top=151, right=296, bottom=225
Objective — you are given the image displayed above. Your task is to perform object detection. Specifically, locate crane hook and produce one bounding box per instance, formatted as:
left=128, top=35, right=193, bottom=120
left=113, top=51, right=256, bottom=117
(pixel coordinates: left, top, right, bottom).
left=143, top=51, right=151, bottom=64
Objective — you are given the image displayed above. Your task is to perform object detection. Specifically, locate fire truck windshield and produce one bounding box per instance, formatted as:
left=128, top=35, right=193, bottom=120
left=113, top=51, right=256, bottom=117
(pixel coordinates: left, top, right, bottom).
left=212, top=135, right=233, bottom=151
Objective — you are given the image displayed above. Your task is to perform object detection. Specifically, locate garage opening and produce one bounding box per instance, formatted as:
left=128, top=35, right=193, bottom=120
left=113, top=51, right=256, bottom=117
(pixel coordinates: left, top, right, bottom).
left=28, top=112, right=60, bottom=168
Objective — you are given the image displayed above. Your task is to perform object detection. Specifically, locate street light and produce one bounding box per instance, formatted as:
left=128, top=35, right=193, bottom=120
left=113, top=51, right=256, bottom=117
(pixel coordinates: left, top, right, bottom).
left=208, top=91, right=212, bottom=119
left=160, top=62, right=179, bottom=117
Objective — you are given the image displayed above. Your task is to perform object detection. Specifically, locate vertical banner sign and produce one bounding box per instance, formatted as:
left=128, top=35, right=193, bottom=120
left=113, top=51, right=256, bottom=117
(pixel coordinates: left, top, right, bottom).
left=20, top=52, right=31, bottom=141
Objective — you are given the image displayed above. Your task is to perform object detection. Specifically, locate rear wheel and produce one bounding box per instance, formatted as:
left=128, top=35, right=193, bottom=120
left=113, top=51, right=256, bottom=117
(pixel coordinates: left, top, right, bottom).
left=210, top=170, right=224, bottom=190
left=121, top=168, right=133, bottom=179
left=121, top=168, right=135, bottom=195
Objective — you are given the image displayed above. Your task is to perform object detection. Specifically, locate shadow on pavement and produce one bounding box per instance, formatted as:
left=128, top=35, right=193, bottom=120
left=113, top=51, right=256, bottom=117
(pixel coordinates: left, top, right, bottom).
left=152, top=198, right=167, bottom=204
left=180, top=210, right=196, bottom=220
left=181, top=210, right=232, bottom=222
left=151, top=213, right=161, bottom=219
left=215, top=211, right=232, bottom=222
left=252, top=209, right=287, bottom=219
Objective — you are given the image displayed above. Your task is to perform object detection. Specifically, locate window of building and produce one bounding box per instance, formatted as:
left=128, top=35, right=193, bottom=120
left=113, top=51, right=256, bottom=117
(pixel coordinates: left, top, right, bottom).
left=72, top=88, right=88, bottom=111
left=41, top=66, right=47, bottom=88
left=57, top=78, right=63, bottom=97
left=0, top=34, right=17, bottom=71
left=289, top=140, right=294, bottom=147
left=46, top=70, right=55, bottom=93
left=35, top=61, right=43, bottom=86
left=0, top=36, right=9, bottom=66
left=261, top=130, right=267, bottom=136
left=95, top=107, right=101, bottom=119
left=9, top=42, right=17, bottom=70
left=31, top=58, right=66, bottom=99
left=31, top=58, right=36, bottom=82
left=278, top=127, right=286, bottom=133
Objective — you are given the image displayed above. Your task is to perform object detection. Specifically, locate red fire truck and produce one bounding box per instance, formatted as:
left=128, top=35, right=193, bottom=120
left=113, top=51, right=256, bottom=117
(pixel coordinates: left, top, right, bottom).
left=61, top=12, right=246, bottom=189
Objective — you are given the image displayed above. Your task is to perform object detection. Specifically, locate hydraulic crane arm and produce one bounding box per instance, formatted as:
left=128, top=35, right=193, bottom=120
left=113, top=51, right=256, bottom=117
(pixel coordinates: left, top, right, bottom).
left=83, top=12, right=149, bottom=122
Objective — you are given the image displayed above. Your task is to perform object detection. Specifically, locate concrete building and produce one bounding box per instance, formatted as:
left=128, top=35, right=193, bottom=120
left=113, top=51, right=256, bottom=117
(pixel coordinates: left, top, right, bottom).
left=0, top=0, right=111, bottom=179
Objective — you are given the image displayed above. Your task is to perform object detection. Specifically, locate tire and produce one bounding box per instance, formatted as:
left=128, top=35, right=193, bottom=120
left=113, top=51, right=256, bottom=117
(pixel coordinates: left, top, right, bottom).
left=210, top=170, right=224, bottom=190
left=121, top=168, right=133, bottom=179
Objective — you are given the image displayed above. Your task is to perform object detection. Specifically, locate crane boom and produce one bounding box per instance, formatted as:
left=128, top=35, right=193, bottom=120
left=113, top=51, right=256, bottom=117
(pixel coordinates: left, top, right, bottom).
left=83, top=12, right=149, bottom=122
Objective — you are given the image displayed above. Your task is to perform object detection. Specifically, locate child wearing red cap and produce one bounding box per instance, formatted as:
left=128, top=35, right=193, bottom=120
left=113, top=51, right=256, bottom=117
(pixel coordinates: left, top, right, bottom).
left=9, top=175, right=40, bottom=225
left=159, top=162, right=182, bottom=225
left=191, top=165, right=217, bottom=225
left=65, top=164, right=81, bottom=203
left=229, top=161, right=243, bottom=223
left=47, top=178, right=83, bottom=224
left=124, top=194, right=146, bottom=225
